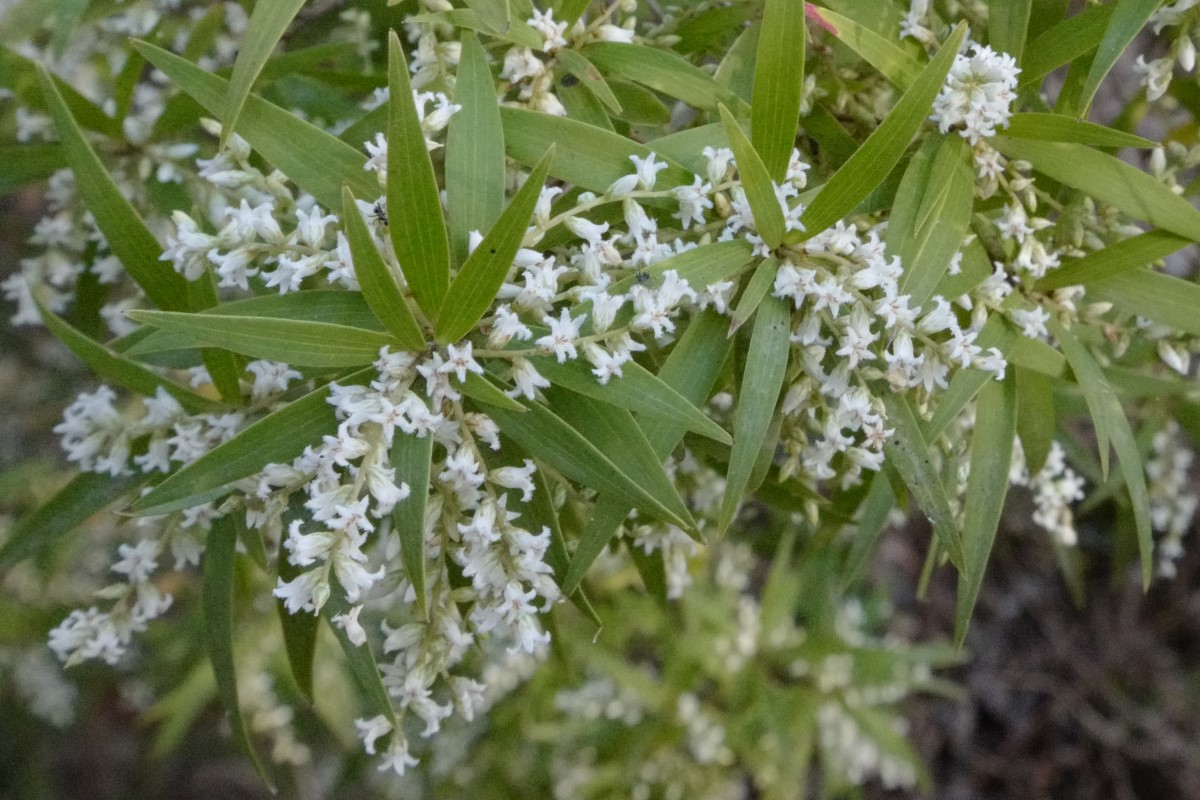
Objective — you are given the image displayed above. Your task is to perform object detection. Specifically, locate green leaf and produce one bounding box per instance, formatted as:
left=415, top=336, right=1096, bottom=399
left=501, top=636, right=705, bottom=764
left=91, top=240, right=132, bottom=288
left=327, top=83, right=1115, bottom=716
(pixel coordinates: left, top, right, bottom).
left=321, top=590, right=399, bottom=729
left=605, top=238, right=755, bottom=298
left=954, top=376, right=1016, bottom=646
left=529, top=357, right=731, bottom=445
left=0, top=143, right=65, bottom=196
left=751, top=0, right=806, bottom=181
left=993, top=137, right=1200, bottom=243
left=203, top=517, right=275, bottom=791
left=0, top=471, right=147, bottom=569
left=391, top=431, right=434, bottom=620
left=606, top=80, right=670, bottom=125
left=2, top=47, right=123, bottom=138
left=220, top=0, right=306, bottom=147
left=582, top=42, right=750, bottom=115
left=463, top=0, right=510, bottom=32
left=1020, top=2, right=1114, bottom=89
left=718, top=295, right=790, bottom=536
left=796, top=23, right=968, bottom=240
left=988, top=0, right=1032, bottom=62
left=437, top=149, right=553, bottom=343
left=1016, top=366, right=1055, bottom=473
left=556, top=48, right=623, bottom=115
left=132, top=371, right=371, bottom=515
left=892, top=135, right=974, bottom=307
left=341, top=185, right=426, bottom=349
left=411, top=9, right=543, bottom=50
left=1050, top=320, right=1152, bottom=587
left=727, top=257, right=779, bottom=334
left=35, top=64, right=190, bottom=312
left=562, top=309, right=733, bottom=595
left=446, top=32, right=507, bottom=264
left=38, top=302, right=222, bottom=415
left=128, top=311, right=400, bottom=368
left=488, top=392, right=693, bottom=531
left=187, top=272, right=246, bottom=406
left=881, top=393, right=965, bottom=569
left=1087, top=269, right=1200, bottom=338
left=459, top=372, right=527, bottom=412
left=1004, top=112, right=1157, bottom=149
left=807, top=6, right=922, bottom=88
left=132, top=41, right=377, bottom=211
left=841, top=477, right=896, bottom=589
left=719, top=104, right=786, bottom=249
left=1034, top=230, right=1191, bottom=291
left=387, top=31, right=451, bottom=318
left=1077, top=0, right=1159, bottom=116
left=276, top=551, right=318, bottom=701
left=500, top=107, right=694, bottom=193
left=714, top=22, right=760, bottom=102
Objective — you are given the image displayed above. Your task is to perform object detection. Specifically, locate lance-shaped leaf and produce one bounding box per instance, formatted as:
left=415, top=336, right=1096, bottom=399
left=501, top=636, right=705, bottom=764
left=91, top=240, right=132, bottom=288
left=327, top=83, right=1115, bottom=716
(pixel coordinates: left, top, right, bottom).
left=841, top=477, right=896, bottom=589
left=132, top=370, right=371, bottom=515
left=463, top=0, right=510, bottom=32
left=892, top=134, right=974, bottom=308
left=715, top=22, right=760, bottom=102
left=719, top=104, right=786, bottom=249
left=796, top=22, right=967, bottom=240
left=487, top=393, right=693, bottom=531
left=1076, top=0, right=1159, bottom=116
left=35, top=64, right=190, bottom=312
left=988, top=0, right=1032, bottom=62
left=437, top=149, right=553, bottom=343
left=204, top=517, right=275, bottom=791
left=1035, top=230, right=1190, bottom=291
left=556, top=48, right=622, bottom=114
left=751, top=0, right=806, bottom=181
left=341, top=185, right=426, bottom=349
left=128, top=311, right=400, bottom=368
left=992, top=138, right=1200, bottom=243
left=392, top=431, right=434, bottom=620
left=1020, top=2, right=1115, bottom=88
left=563, top=309, right=732, bottom=594
left=132, top=40, right=376, bottom=211
left=882, top=393, right=965, bottom=569
left=220, top=0, right=306, bottom=147
left=187, top=271, right=246, bottom=406
left=0, top=471, right=147, bottom=569
left=386, top=31, right=450, bottom=318
left=1050, top=320, right=1152, bottom=587
left=717, top=295, right=790, bottom=536
left=446, top=32, right=507, bottom=264
left=321, top=589, right=399, bottom=729
left=529, top=356, right=730, bottom=444
left=727, top=257, right=779, bottom=334
left=1083, top=270, right=1200, bottom=338
left=500, top=107, right=693, bottom=192
left=38, top=302, right=222, bottom=415
left=276, top=557, right=318, bottom=701
left=582, top=42, right=750, bottom=114
left=1016, top=365, right=1055, bottom=474
left=605, top=238, right=755, bottom=297
left=954, top=376, right=1017, bottom=646
left=808, top=6, right=922, bottom=88
left=1004, top=113, right=1156, bottom=149
left=0, top=143, right=65, bottom=197
left=2, top=48, right=123, bottom=138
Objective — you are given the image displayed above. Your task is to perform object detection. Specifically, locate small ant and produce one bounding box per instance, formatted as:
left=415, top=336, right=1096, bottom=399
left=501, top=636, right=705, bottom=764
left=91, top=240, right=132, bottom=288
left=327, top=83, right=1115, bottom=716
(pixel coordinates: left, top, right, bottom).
left=633, top=269, right=651, bottom=284
left=372, top=200, right=389, bottom=226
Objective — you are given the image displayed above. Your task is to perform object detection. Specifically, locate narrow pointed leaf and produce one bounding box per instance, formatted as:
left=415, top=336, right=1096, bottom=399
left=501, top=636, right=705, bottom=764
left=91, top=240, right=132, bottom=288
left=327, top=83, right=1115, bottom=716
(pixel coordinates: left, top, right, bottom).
left=437, top=149, right=553, bottom=343
left=38, top=303, right=222, bottom=415
left=204, top=517, right=276, bottom=791
left=392, top=432, right=434, bottom=620
left=718, top=294, right=790, bottom=535
left=989, top=0, right=1032, bottom=62
left=841, top=477, right=896, bottom=588
left=752, top=0, right=806, bottom=181
left=808, top=6, right=922, bottom=88
left=132, top=41, right=376, bottom=211
left=582, top=42, right=750, bottom=114
left=487, top=394, right=692, bottom=531
left=529, top=356, right=731, bottom=444
left=321, top=590, right=399, bottom=728
left=715, top=22, right=761, bottom=102
left=556, top=48, right=623, bottom=114
left=459, top=372, right=527, bottom=412
left=341, top=185, right=426, bottom=349
left=446, top=32, right=507, bottom=264
left=1051, top=320, right=1152, bottom=586
left=387, top=31, right=450, bottom=317
left=991, top=138, right=1200, bottom=242
left=132, top=371, right=371, bottom=514
left=1085, top=270, right=1200, bottom=337
left=882, top=393, right=965, bottom=568
left=727, top=257, right=779, bottom=335
left=276, top=554, right=318, bottom=700
left=797, top=23, right=967, bottom=240
left=463, top=0, right=510, bottom=32
left=0, top=471, right=147, bottom=569
left=1004, top=112, right=1156, bottom=149
left=220, top=0, right=306, bottom=147
left=522, top=462, right=601, bottom=627
left=1020, top=2, right=1115, bottom=88
left=1077, top=0, right=1159, bottom=116
left=187, top=272, right=246, bottom=406
left=954, top=376, right=1017, bottom=646
left=128, top=311, right=400, bottom=368
left=35, top=64, right=190, bottom=311
left=562, top=495, right=632, bottom=597
left=605, top=238, right=755, bottom=297
left=1016, top=366, right=1055, bottom=474
left=0, top=143, right=65, bottom=196
left=719, top=104, right=786, bottom=249
left=1034, top=230, right=1190, bottom=291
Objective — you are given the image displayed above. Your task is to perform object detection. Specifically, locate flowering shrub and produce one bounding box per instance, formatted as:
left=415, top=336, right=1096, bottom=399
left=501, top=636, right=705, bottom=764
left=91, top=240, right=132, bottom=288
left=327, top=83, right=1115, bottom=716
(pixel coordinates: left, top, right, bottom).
left=2, top=0, right=1200, bottom=795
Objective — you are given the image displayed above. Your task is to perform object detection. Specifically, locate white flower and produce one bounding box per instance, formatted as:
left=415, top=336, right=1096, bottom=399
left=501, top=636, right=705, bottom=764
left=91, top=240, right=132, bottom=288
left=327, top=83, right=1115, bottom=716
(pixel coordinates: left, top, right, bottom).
left=489, top=459, right=538, bottom=501
left=438, top=342, right=485, bottom=383
left=507, top=358, right=551, bottom=399
left=332, top=604, right=368, bottom=646
left=930, top=43, right=1020, bottom=143
left=536, top=308, right=585, bottom=362
left=629, top=152, right=668, bottom=191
